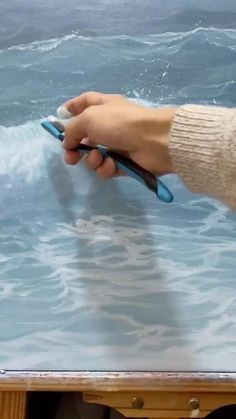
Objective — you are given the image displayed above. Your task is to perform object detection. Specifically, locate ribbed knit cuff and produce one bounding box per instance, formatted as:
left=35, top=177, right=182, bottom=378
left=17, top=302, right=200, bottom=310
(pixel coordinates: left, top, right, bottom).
left=169, top=104, right=235, bottom=203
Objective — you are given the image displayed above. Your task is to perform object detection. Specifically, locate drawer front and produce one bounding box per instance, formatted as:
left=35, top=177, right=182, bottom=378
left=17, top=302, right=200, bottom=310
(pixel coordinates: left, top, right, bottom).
left=83, top=391, right=236, bottom=417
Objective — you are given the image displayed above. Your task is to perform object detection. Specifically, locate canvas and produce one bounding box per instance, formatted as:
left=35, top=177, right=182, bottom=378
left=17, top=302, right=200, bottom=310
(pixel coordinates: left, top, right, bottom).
left=0, top=0, right=236, bottom=371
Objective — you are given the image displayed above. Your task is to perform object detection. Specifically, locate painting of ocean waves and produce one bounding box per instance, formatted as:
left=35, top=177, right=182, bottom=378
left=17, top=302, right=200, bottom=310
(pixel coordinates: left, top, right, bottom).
left=0, top=0, right=236, bottom=371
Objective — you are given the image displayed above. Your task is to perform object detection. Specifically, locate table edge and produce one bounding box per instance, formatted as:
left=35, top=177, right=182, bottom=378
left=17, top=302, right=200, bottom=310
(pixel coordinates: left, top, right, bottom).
left=0, top=371, right=236, bottom=392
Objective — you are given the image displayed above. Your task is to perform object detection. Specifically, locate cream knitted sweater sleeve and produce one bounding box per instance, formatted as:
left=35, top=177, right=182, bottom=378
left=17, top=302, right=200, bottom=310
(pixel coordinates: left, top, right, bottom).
left=169, top=105, right=236, bottom=209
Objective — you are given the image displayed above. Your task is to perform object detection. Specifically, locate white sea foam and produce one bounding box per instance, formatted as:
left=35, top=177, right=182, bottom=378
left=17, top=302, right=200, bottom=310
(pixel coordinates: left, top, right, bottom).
left=0, top=120, right=60, bottom=181
left=1, top=27, right=235, bottom=55
left=6, top=33, right=79, bottom=53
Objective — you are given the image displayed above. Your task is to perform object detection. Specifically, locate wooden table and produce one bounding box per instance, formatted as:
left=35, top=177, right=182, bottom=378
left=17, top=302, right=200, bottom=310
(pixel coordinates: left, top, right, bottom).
left=1, top=371, right=236, bottom=419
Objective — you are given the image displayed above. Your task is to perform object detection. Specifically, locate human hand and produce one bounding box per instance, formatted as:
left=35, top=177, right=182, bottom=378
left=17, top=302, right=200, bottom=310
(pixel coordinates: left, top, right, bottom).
left=58, top=92, right=176, bottom=179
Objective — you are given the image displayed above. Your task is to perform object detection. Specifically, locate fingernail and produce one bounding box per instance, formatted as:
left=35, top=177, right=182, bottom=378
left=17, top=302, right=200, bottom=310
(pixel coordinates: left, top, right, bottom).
left=57, top=105, right=73, bottom=119
left=47, top=115, right=57, bottom=122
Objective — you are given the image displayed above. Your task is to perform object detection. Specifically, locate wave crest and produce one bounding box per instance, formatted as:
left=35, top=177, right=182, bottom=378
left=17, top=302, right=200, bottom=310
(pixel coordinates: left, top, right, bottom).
left=2, top=27, right=236, bottom=54
left=0, top=120, right=59, bottom=181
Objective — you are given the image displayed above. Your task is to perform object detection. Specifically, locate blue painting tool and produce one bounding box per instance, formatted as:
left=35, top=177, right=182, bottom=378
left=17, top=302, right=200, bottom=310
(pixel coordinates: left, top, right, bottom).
left=41, top=118, right=173, bottom=203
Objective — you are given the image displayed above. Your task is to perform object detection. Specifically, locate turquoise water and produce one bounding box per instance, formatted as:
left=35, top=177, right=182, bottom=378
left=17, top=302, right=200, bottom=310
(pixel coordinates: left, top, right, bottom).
left=0, top=1, right=236, bottom=371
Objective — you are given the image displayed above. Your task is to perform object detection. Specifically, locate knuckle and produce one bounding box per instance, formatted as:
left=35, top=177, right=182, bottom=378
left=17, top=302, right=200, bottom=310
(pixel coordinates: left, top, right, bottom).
left=67, top=97, right=79, bottom=114
left=85, top=159, right=96, bottom=170
left=97, top=171, right=110, bottom=180
left=111, top=93, right=123, bottom=101
left=85, top=160, right=94, bottom=170
left=97, top=165, right=114, bottom=179
left=85, top=151, right=101, bottom=170
left=84, top=91, right=99, bottom=104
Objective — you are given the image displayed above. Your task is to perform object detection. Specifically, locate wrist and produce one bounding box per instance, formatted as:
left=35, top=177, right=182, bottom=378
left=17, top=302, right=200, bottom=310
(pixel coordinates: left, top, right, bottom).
left=149, top=107, right=176, bottom=175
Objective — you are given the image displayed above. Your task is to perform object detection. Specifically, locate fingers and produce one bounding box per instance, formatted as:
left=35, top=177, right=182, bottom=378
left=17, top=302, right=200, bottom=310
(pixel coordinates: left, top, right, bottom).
left=65, top=148, right=120, bottom=179
left=60, top=90, right=126, bottom=180
left=58, top=91, right=122, bottom=118
left=84, top=149, right=103, bottom=170
left=63, top=112, right=88, bottom=150
left=94, top=157, right=117, bottom=179
left=84, top=151, right=117, bottom=179
left=65, top=92, right=108, bottom=116
left=64, top=150, right=81, bottom=165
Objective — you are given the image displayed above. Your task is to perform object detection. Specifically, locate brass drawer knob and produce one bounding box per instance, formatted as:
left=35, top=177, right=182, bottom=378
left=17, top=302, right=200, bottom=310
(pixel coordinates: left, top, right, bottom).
left=131, top=396, right=144, bottom=409
left=189, top=397, right=200, bottom=410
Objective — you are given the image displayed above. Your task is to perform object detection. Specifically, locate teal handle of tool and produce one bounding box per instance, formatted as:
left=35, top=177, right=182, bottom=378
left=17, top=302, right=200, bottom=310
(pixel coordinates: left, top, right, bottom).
left=78, top=144, right=173, bottom=203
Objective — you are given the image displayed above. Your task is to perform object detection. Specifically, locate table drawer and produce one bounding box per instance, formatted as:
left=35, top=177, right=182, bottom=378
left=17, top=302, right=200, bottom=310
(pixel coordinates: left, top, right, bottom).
left=83, top=391, right=236, bottom=417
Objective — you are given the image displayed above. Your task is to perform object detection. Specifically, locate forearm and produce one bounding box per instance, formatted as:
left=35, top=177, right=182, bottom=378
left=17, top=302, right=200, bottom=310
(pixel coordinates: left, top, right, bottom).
left=169, top=104, right=236, bottom=209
